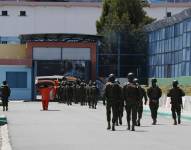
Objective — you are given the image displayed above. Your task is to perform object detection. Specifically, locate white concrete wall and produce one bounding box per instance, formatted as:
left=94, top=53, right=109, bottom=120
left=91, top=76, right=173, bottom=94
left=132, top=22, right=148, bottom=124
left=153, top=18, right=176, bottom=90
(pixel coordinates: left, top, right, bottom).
left=0, top=4, right=189, bottom=37
left=0, top=5, right=101, bottom=36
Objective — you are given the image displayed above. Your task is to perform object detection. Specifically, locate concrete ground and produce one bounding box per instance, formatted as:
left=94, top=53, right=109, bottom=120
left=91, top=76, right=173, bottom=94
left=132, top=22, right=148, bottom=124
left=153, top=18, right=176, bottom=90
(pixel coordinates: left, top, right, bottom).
left=1, top=102, right=191, bottom=150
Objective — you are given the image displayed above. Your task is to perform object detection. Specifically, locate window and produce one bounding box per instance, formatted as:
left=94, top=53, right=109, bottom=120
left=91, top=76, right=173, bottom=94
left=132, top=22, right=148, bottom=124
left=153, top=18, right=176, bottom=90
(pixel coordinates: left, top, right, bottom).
left=0, top=36, right=20, bottom=44
left=1, top=41, right=7, bottom=44
left=6, top=72, right=27, bottom=88
left=20, top=11, right=26, bottom=16
left=1, top=11, right=8, bottom=16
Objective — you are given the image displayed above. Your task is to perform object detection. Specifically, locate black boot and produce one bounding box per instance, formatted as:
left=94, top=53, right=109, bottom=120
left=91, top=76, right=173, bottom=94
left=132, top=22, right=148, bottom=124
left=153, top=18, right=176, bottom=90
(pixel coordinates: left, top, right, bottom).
left=174, top=119, right=177, bottom=125
left=137, top=119, right=140, bottom=126
left=152, top=119, right=156, bottom=125
left=131, top=125, right=135, bottom=131
left=119, top=118, right=122, bottom=125
left=112, top=124, right=115, bottom=131
left=107, top=122, right=111, bottom=130
left=178, top=117, right=181, bottom=124
left=116, top=120, right=119, bottom=126
left=127, top=122, right=130, bottom=130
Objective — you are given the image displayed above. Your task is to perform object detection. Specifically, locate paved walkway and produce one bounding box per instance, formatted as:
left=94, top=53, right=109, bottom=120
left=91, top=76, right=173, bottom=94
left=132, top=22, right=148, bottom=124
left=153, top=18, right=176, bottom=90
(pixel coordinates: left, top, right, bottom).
left=1, top=102, right=191, bottom=150
left=0, top=126, right=1, bottom=149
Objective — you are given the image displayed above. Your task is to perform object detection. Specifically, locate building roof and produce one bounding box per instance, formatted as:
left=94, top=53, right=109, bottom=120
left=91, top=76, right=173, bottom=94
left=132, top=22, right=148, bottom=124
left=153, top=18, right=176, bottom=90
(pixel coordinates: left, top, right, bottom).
left=1, top=0, right=191, bottom=7
left=20, top=33, right=102, bottom=43
left=148, top=0, right=191, bottom=3
left=145, top=7, right=191, bottom=32
left=0, top=0, right=101, bottom=7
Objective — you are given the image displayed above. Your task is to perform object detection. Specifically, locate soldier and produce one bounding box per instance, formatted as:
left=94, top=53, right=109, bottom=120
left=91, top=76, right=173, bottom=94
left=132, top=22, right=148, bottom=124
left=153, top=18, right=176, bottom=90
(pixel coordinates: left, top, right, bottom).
left=64, top=81, right=69, bottom=105
left=79, top=82, right=86, bottom=106
left=67, top=82, right=73, bottom=105
left=0, top=81, right=11, bottom=111
left=72, top=82, right=78, bottom=104
left=167, top=80, right=185, bottom=125
left=104, top=74, right=121, bottom=131
left=59, top=80, right=64, bottom=103
left=123, top=73, right=140, bottom=131
left=133, top=78, right=148, bottom=126
left=57, top=79, right=63, bottom=103
left=115, top=79, right=124, bottom=126
left=86, top=81, right=92, bottom=108
left=76, top=80, right=81, bottom=104
left=147, top=78, right=162, bottom=125
left=91, top=82, right=98, bottom=109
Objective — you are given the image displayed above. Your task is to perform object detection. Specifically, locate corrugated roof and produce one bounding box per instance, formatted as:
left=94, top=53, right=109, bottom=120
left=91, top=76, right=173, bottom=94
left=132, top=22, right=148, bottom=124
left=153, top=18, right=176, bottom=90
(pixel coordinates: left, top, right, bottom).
left=145, top=7, right=191, bottom=31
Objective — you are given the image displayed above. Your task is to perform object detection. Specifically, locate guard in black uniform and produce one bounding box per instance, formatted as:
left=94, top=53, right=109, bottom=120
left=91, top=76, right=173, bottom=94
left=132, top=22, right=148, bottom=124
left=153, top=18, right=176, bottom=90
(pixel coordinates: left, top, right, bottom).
left=115, top=79, right=124, bottom=126
left=86, top=81, right=92, bottom=108
left=147, top=79, right=162, bottom=125
left=123, top=73, right=140, bottom=131
left=104, top=74, right=121, bottom=131
left=133, top=78, right=148, bottom=126
left=79, top=82, right=86, bottom=106
left=91, top=82, right=98, bottom=109
left=167, top=80, right=185, bottom=125
left=0, top=81, right=11, bottom=111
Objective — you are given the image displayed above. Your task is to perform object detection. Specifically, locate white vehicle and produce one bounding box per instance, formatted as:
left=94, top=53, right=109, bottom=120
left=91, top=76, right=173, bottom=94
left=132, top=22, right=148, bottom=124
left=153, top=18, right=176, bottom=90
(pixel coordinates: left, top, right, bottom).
left=35, top=75, right=64, bottom=84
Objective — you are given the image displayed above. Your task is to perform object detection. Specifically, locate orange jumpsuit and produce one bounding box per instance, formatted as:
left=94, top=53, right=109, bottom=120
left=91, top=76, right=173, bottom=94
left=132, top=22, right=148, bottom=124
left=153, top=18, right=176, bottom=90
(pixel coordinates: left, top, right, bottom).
left=39, top=87, right=52, bottom=110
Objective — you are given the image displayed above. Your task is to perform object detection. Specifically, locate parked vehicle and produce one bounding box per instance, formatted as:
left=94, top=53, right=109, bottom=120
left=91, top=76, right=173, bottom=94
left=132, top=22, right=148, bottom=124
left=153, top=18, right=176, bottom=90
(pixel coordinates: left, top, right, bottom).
left=35, top=75, right=77, bottom=100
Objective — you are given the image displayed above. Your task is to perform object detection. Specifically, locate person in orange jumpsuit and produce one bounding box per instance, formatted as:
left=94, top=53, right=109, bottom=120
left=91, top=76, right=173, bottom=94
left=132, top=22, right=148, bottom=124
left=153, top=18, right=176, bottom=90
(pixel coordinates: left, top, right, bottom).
left=39, top=84, right=53, bottom=110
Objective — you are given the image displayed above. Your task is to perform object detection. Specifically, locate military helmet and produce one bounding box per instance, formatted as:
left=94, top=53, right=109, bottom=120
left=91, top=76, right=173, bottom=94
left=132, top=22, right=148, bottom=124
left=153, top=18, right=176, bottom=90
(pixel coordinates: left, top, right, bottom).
left=115, top=79, right=120, bottom=84
left=133, top=78, right=139, bottom=83
left=172, top=80, right=179, bottom=86
left=89, top=80, right=92, bottom=85
left=151, top=78, right=157, bottom=83
left=108, top=73, right=115, bottom=82
left=3, top=80, right=7, bottom=85
left=127, top=72, right=134, bottom=81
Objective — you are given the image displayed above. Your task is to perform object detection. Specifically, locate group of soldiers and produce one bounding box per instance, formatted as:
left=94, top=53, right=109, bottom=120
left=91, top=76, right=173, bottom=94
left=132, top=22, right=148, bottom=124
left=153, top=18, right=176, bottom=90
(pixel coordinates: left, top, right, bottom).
left=104, top=72, right=185, bottom=131
left=57, top=79, right=99, bottom=109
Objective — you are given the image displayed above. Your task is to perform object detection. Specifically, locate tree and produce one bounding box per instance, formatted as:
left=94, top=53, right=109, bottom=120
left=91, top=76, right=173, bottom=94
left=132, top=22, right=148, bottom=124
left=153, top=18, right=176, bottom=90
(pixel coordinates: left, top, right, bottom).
left=96, top=0, right=154, bottom=81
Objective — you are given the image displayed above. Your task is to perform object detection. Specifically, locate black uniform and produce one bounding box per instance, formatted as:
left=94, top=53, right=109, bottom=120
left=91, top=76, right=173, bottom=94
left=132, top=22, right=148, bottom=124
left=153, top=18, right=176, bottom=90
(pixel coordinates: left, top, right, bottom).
left=0, top=81, right=11, bottom=111
left=68, top=83, right=73, bottom=105
left=104, top=81, right=121, bottom=131
left=167, top=85, right=185, bottom=124
left=136, top=85, right=147, bottom=126
left=76, top=83, right=81, bottom=104
left=79, top=83, right=86, bottom=106
left=72, top=83, right=78, bottom=104
left=86, top=84, right=92, bottom=108
left=57, top=82, right=63, bottom=103
left=123, top=82, right=140, bottom=131
left=116, top=85, right=123, bottom=126
left=91, top=84, right=98, bottom=109
left=147, top=84, right=162, bottom=125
